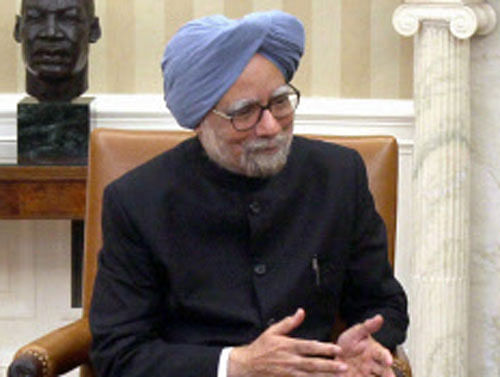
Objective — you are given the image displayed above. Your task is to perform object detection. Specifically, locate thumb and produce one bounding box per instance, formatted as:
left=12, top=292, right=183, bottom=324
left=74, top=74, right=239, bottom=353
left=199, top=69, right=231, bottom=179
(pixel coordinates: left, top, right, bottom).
left=267, top=308, right=306, bottom=336
left=362, top=314, right=384, bottom=335
left=338, top=314, right=384, bottom=347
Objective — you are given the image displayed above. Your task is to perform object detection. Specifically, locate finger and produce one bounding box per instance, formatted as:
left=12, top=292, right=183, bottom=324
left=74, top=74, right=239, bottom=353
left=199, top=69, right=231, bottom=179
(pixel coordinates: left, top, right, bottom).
left=362, top=314, right=384, bottom=335
left=381, top=366, right=396, bottom=377
left=370, top=348, right=394, bottom=377
left=337, top=323, right=370, bottom=348
left=297, top=356, right=348, bottom=374
left=372, top=364, right=395, bottom=377
left=267, top=308, right=306, bottom=336
left=373, top=347, right=393, bottom=367
left=338, top=315, right=384, bottom=346
left=369, top=361, right=386, bottom=376
left=292, top=338, right=342, bottom=358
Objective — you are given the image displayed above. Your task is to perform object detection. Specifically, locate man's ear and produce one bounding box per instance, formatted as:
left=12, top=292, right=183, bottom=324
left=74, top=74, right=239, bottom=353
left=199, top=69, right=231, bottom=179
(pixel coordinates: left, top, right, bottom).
left=195, top=116, right=209, bottom=136
left=194, top=125, right=202, bottom=137
left=89, top=17, right=101, bottom=43
left=14, top=15, right=22, bottom=43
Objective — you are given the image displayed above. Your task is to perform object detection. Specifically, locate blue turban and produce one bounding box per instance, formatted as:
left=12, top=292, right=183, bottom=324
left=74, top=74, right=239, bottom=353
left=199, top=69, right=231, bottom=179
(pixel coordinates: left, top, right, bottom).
left=161, top=10, right=305, bottom=129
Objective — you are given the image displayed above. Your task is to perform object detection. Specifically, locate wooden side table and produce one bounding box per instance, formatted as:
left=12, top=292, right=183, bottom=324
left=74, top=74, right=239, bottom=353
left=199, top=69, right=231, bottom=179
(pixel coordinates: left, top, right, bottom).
left=0, top=165, right=88, bottom=306
left=0, top=165, right=87, bottom=219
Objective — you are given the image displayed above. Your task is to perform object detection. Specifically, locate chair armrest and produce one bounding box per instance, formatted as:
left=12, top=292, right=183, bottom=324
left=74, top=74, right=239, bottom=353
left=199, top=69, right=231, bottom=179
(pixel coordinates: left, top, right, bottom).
left=8, top=318, right=91, bottom=377
left=392, top=345, right=412, bottom=377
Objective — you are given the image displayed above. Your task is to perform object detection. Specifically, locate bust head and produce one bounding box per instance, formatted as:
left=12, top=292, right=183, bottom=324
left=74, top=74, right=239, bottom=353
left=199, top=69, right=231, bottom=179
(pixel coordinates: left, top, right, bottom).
left=14, top=0, right=101, bottom=102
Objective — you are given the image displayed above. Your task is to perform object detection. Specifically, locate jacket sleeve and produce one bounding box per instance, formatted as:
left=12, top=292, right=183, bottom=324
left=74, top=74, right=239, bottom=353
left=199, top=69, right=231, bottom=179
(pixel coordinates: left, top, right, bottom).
left=89, top=184, right=222, bottom=377
left=339, top=151, right=409, bottom=350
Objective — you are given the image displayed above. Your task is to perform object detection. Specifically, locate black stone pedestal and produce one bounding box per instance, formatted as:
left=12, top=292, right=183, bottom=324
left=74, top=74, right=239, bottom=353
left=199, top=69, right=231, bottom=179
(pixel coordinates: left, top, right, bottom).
left=17, top=97, right=93, bottom=165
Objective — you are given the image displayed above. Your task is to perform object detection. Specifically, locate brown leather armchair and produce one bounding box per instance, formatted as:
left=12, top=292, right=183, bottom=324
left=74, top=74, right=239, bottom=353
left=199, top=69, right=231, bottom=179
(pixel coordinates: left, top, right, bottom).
left=8, top=129, right=411, bottom=377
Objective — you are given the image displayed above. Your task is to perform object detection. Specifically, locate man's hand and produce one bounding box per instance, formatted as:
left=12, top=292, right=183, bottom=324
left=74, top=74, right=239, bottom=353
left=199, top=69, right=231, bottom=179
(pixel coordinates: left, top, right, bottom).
left=228, top=308, right=348, bottom=377
left=336, top=315, right=395, bottom=377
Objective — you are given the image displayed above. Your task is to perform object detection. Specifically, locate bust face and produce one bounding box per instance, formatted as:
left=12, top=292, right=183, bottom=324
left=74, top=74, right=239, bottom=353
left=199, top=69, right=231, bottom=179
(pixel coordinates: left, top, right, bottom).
left=15, top=0, right=100, bottom=81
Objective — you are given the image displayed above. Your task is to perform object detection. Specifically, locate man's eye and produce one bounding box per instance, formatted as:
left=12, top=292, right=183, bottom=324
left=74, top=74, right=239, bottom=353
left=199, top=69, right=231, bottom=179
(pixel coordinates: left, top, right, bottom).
left=270, top=95, right=292, bottom=111
left=61, top=9, right=81, bottom=21
left=25, top=9, right=42, bottom=20
left=271, top=94, right=290, bottom=106
left=232, top=105, right=257, bottom=119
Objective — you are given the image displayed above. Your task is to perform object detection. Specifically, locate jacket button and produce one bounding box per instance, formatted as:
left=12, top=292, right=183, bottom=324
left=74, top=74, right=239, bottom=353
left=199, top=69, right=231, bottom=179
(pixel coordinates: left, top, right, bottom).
left=249, top=201, right=261, bottom=215
left=254, top=264, right=267, bottom=275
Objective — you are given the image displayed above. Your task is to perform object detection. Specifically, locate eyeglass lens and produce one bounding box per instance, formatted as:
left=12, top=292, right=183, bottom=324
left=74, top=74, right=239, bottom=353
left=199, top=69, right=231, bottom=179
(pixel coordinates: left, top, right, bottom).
left=232, top=91, right=299, bottom=131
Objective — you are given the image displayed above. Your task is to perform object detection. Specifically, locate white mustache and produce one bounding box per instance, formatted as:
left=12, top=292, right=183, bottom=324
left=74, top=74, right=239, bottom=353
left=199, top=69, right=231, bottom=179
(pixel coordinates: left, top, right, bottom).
left=244, top=133, right=289, bottom=152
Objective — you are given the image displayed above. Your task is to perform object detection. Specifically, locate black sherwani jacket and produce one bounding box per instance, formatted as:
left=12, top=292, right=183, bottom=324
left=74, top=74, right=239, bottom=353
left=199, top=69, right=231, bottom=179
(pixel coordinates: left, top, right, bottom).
left=89, top=136, right=408, bottom=377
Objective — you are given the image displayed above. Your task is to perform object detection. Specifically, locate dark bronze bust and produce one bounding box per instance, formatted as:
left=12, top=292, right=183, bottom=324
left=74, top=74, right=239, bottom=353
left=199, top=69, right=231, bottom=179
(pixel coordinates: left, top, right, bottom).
left=14, top=0, right=101, bottom=102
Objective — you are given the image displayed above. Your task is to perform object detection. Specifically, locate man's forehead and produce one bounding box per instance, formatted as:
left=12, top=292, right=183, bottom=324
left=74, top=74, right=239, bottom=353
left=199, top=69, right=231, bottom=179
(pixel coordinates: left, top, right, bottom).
left=23, top=0, right=87, bottom=11
left=225, top=84, right=290, bottom=111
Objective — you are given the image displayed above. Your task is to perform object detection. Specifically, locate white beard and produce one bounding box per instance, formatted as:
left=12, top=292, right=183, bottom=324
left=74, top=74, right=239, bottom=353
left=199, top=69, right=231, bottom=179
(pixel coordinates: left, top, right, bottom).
left=198, top=124, right=293, bottom=178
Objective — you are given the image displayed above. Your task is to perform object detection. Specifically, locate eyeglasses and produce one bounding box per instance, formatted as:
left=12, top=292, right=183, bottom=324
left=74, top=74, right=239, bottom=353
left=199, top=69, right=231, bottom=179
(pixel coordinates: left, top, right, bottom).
left=212, top=84, right=300, bottom=132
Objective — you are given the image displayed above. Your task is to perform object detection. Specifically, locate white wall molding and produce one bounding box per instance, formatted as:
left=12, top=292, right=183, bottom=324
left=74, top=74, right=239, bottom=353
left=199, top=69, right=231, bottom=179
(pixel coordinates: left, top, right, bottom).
left=0, top=94, right=414, bottom=164
left=0, top=95, right=22, bottom=164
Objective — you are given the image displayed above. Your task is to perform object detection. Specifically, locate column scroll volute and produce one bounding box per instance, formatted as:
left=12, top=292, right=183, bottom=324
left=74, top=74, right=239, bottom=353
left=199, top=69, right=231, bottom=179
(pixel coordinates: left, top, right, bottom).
left=393, top=2, right=496, bottom=39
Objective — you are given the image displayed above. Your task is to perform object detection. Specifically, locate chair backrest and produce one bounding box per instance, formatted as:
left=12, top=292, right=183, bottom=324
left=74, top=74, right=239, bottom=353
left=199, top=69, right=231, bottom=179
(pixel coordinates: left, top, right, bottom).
left=82, top=129, right=398, bottom=316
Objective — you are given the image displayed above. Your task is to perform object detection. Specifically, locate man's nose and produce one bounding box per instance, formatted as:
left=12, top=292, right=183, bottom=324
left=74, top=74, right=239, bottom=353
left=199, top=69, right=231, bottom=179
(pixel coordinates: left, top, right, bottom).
left=255, top=109, right=282, bottom=137
left=39, top=14, right=63, bottom=38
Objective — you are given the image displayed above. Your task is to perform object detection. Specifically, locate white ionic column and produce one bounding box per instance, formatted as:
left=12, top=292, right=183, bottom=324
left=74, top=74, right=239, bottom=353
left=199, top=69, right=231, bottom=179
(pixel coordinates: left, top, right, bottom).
left=392, top=2, right=496, bottom=377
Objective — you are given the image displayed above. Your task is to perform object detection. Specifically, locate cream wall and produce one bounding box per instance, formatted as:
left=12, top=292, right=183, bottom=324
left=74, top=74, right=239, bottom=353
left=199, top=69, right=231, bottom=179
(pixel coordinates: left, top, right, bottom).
left=1, top=0, right=412, bottom=98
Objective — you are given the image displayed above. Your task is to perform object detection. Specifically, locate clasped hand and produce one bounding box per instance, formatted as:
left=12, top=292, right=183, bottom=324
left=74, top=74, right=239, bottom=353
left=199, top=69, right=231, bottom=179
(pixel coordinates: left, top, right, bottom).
left=228, top=308, right=394, bottom=377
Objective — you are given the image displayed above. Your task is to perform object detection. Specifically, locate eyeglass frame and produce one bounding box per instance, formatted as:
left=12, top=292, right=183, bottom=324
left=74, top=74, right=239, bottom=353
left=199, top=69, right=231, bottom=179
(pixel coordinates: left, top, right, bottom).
left=211, top=83, right=301, bottom=132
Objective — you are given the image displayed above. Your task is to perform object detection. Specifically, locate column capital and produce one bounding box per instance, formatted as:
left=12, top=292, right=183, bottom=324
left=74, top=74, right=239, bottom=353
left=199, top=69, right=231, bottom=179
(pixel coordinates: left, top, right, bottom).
left=393, top=2, right=496, bottom=39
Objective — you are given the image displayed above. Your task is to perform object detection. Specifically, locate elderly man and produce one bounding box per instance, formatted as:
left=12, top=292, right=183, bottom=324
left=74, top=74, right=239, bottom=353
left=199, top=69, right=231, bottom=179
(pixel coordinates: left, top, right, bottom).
left=14, top=0, right=101, bottom=101
left=89, top=11, right=408, bottom=377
